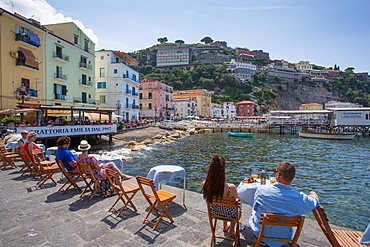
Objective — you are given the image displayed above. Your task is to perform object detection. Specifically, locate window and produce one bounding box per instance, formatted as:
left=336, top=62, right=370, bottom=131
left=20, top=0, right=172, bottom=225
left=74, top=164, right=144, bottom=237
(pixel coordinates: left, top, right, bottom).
left=114, top=69, right=118, bottom=74
left=21, top=78, right=30, bottom=88
left=97, top=82, right=106, bottom=88
left=148, top=84, right=152, bottom=89
left=54, top=83, right=67, bottom=100
left=132, top=87, right=136, bottom=95
left=139, top=103, right=142, bottom=109
left=132, top=74, right=137, bottom=81
left=148, top=103, right=152, bottom=109
left=56, top=46, right=62, bottom=58
left=116, top=57, right=119, bottom=63
left=125, top=70, right=129, bottom=78
left=56, top=66, right=63, bottom=78
left=101, top=56, right=104, bottom=60
left=126, top=84, right=129, bottom=93
left=100, top=95, right=106, bottom=103
left=82, top=92, right=87, bottom=103
left=125, top=98, right=129, bottom=108
left=84, top=40, right=89, bottom=52
left=81, top=74, right=87, bottom=85
left=100, top=68, right=105, bottom=77
left=74, top=35, right=78, bottom=45
left=148, top=92, right=152, bottom=99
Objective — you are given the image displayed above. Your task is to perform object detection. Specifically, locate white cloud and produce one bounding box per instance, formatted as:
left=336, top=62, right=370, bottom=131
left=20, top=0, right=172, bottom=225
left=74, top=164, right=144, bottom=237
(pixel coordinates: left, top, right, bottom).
left=0, top=0, right=98, bottom=45
left=215, top=6, right=295, bottom=11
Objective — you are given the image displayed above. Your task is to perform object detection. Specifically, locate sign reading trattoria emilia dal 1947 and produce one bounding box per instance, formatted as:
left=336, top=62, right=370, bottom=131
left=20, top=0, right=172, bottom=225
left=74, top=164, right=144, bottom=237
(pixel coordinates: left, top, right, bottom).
left=17, top=125, right=117, bottom=138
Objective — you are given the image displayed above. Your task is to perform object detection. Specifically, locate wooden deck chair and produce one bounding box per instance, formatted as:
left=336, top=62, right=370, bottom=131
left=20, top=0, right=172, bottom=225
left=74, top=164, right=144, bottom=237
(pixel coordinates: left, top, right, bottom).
left=32, top=154, right=59, bottom=187
left=0, top=146, right=19, bottom=169
left=105, top=169, right=140, bottom=217
left=312, top=206, right=366, bottom=247
left=255, top=214, right=305, bottom=247
left=207, top=197, right=242, bottom=247
left=136, top=176, right=176, bottom=230
left=77, top=162, right=104, bottom=199
left=56, top=159, right=81, bottom=194
left=19, top=150, right=37, bottom=176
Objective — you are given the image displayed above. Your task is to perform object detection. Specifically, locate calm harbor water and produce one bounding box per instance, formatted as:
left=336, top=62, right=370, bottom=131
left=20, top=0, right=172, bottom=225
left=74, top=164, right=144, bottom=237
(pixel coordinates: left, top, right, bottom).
left=121, top=131, right=370, bottom=231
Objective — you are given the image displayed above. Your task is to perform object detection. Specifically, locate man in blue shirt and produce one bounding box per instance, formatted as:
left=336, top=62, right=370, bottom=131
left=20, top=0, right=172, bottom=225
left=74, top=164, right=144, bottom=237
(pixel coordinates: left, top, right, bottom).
left=249, top=161, right=319, bottom=247
left=55, top=136, right=79, bottom=173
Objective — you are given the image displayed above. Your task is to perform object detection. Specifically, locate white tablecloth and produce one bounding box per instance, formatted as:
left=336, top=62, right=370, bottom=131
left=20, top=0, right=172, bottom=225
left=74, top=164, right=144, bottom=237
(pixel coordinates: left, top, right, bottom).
left=237, top=179, right=272, bottom=206
left=6, top=142, right=46, bottom=151
left=147, top=165, right=186, bottom=204
left=94, top=155, right=124, bottom=169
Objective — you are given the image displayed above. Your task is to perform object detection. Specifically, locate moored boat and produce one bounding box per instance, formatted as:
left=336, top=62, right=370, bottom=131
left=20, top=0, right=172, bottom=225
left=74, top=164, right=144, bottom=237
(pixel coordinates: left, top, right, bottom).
left=298, top=130, right=357, bottom=140
left=159, top=125, right=173, bottom=130
left=228, top=132, right=254, bottom=138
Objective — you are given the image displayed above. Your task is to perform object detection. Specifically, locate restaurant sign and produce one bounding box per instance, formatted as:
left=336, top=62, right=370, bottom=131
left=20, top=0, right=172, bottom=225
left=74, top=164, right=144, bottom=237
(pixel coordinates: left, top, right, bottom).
left=17, top=125, right=117, bottom=138
left=342, top=112, right=362, bottom=118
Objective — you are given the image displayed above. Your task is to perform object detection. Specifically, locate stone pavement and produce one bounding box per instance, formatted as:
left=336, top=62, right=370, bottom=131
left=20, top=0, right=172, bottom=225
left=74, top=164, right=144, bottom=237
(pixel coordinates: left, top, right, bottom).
left=0, top=159, right=337, bottom=246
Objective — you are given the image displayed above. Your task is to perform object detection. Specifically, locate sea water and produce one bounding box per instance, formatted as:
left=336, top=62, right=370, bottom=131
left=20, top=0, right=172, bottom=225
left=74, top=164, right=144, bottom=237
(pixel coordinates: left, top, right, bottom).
left=121, top=131, right=370, bottom=231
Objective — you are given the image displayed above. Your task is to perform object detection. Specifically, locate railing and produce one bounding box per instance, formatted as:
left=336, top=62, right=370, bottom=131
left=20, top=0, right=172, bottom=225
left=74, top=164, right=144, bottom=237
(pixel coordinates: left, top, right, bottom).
left=73, top=97, right=99, bottom=105
left=79, top=62, right=92, bottom=70
left=55, top=94, right=67, bottom=100
left=54, top=73, right=68, bottom=80
left=16, top=58, right=39, bottom=70
left=79, top=79, right=93, bottom=87
left=125, top=89, right=132, bottom=94
left=132, top=92, right=139, bottom=96
left=125, top=104, right=132, bottom=109
left=132, top=105, right=139, bottom=109
left=15, top=33, right=40, bottom=47
left=52, top=51, right=70, bottom=62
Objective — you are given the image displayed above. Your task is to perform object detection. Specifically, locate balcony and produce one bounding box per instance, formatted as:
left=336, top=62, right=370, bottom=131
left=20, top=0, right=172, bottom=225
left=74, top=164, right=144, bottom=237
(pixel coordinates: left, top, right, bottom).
left=132, top=105, right=139, bottom=109
left=132, top=92, right=139, bottom=96
left=79, top=62, right=92, bottom=71
left=55, top=94, right=67, bottom=100
left=52, top=51, right=69, bottom=62
left=79, top=79, right=93, bottom=87
left=16, top=58, right=39, bottom=70
left=15, top=33, right=40, bottom=47
left=125, top=89, right=132, bottom=95
left=54, top=73, right=68, bottom=81
left=73, top=97, right=99, bottom=105
left=124, top=104, right=132, bottom=109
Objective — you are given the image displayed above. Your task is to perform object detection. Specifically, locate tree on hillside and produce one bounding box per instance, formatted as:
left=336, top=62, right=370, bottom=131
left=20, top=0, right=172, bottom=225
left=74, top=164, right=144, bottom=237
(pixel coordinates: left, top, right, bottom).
left=200, top=36, right=213, bottom=44
left=175, top=39, right=185, bottom=44
left=157, top=37, right=168, bottom=44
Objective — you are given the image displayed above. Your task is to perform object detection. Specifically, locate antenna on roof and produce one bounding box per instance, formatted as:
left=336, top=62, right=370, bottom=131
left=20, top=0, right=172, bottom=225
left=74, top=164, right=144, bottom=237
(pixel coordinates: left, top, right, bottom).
left=10, top=0, right=15, bottom=12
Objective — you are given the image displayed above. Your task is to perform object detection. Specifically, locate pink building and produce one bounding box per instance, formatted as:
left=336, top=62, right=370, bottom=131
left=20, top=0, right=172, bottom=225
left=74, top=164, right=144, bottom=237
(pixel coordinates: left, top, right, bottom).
left=139, top=78, right=175, bottom=120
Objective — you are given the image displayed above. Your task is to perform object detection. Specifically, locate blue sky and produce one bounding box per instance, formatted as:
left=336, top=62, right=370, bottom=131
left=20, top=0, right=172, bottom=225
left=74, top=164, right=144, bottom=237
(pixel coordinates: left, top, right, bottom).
left=1, top=0, right=369, bottom=72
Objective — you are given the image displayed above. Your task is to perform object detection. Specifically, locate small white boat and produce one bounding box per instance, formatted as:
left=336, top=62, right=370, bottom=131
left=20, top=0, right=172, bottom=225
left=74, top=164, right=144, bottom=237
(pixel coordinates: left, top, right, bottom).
left=298, top=130, right=357, bottom=140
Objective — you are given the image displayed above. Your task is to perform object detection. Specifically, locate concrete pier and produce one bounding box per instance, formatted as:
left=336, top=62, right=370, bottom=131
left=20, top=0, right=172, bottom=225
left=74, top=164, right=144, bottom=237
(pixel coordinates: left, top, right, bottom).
left=0, top=159, right=344, bottom=246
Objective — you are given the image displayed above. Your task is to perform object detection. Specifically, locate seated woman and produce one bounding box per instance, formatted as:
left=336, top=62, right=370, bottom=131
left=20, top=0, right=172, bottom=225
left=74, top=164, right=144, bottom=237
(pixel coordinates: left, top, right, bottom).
left=22, top=132, right=43, bottom=160
left=201, top=154, right=240, bottom=236
left=76, top=140, right=132, bottom=180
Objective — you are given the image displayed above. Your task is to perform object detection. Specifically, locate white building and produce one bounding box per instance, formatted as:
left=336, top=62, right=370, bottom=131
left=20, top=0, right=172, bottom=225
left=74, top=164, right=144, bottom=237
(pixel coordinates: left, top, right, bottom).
left=329, top=108, right=370, bottom=126
left=227, top=59, right=257, bottom=81
left=156, top=44, right=190, bottom=67
left=296, top=61, right=312, bottom=71
left=223, top=102, right=236, bottom=119
left=95, top=50, right=140, bottom=121
left=325, top=101, right=363, bottom=109
left=264, top=64, right=302, bottom=83
left=173, top=96, right=197, bottom=118
left=211, top=103, right=222, bottom=118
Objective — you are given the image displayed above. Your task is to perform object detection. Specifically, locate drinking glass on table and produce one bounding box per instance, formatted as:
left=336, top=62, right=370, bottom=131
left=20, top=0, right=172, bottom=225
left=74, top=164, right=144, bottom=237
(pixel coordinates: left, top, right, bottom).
left=251, top=168, right=258, bottom=185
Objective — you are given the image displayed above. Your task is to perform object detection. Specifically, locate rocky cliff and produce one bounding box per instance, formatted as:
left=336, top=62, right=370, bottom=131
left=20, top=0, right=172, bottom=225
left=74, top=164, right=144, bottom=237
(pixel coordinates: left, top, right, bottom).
left=271, top=81, right=344, bottom=110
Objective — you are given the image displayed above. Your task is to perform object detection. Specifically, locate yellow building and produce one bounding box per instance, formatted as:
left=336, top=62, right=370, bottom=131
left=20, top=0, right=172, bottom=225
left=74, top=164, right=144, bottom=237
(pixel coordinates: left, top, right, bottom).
left=299, top=103, right=323, bottom=110
left=0, top=9, right=45, bottom=109
left=173, top=89, right=212, bottom=117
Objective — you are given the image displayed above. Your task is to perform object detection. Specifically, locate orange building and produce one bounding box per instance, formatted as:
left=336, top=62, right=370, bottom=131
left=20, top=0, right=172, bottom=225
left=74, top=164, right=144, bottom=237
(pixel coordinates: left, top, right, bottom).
left=236, top=101, right=255, bottom=116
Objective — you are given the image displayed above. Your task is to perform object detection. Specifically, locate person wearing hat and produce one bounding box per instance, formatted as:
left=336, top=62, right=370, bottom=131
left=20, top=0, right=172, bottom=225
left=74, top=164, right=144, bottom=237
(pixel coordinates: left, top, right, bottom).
left=17, top=130, right=29, bottom=149
left=76, top=140, right=132, bottom=180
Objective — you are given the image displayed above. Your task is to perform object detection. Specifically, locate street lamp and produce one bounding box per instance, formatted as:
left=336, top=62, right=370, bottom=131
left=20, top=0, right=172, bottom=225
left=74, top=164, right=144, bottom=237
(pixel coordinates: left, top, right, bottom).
left=154, top=105, right=157, bottom=123
left=116, top=100, right=121, bottom=121
left=14, top=85, right=30, bottom=122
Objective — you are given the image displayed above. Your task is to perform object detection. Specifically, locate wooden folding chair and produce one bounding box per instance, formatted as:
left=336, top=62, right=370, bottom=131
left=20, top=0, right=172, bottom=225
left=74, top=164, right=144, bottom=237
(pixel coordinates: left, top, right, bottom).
left=255, top=214, right=305, bottom=247
left=56, top=159, right=81, bottom=194
left=105, top=169, right=140, bottom=216
left=312, top=206, right=366, bottom=247
left=0, top=146, right=19, bottom=169
left=207, top=197, right=242, bottom=247
left=136, top=176, right=176, bottom=230
left=77, top=162, right=104, bottom=199
left=19, top=150, right=37, bottom=176
left=31, top=154, right=59, bottom=187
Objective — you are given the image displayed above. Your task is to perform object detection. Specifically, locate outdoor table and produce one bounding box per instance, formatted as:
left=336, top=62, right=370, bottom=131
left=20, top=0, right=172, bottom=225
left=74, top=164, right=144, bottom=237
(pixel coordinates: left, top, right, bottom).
left=6, top=142, right=46, bottom=152
left=236, top=179, right=272, bottom=206
left=93, top=154, right=124, bottom=169
left=147, top=165, right=186, bottom=204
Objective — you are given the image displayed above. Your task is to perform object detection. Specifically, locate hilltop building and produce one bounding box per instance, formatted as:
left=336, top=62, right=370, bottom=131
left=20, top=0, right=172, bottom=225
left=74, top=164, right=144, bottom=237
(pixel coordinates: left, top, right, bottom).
left=139, top=78, right=175, bottom=120
left=236, top=48, right=271, bottom=62
left=295, top=61, right=313, bottom=71
left=264, top=64, right=302, bottom=83
left=156, top=44, right=190, bottom=67
left=173, top=89, right=212, bottom=118
left=325, top=101, right=363, bottom=109
left=227, top=59, right=257, bottom=81
left=95, top=50, right=140, bottom=121
left=173, top=95, right=197, bottom=119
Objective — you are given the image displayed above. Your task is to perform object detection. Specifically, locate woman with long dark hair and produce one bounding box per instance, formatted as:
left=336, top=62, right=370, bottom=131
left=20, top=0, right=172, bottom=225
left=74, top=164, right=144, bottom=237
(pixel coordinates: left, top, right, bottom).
left=202, top=154, right=239, bottom=236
